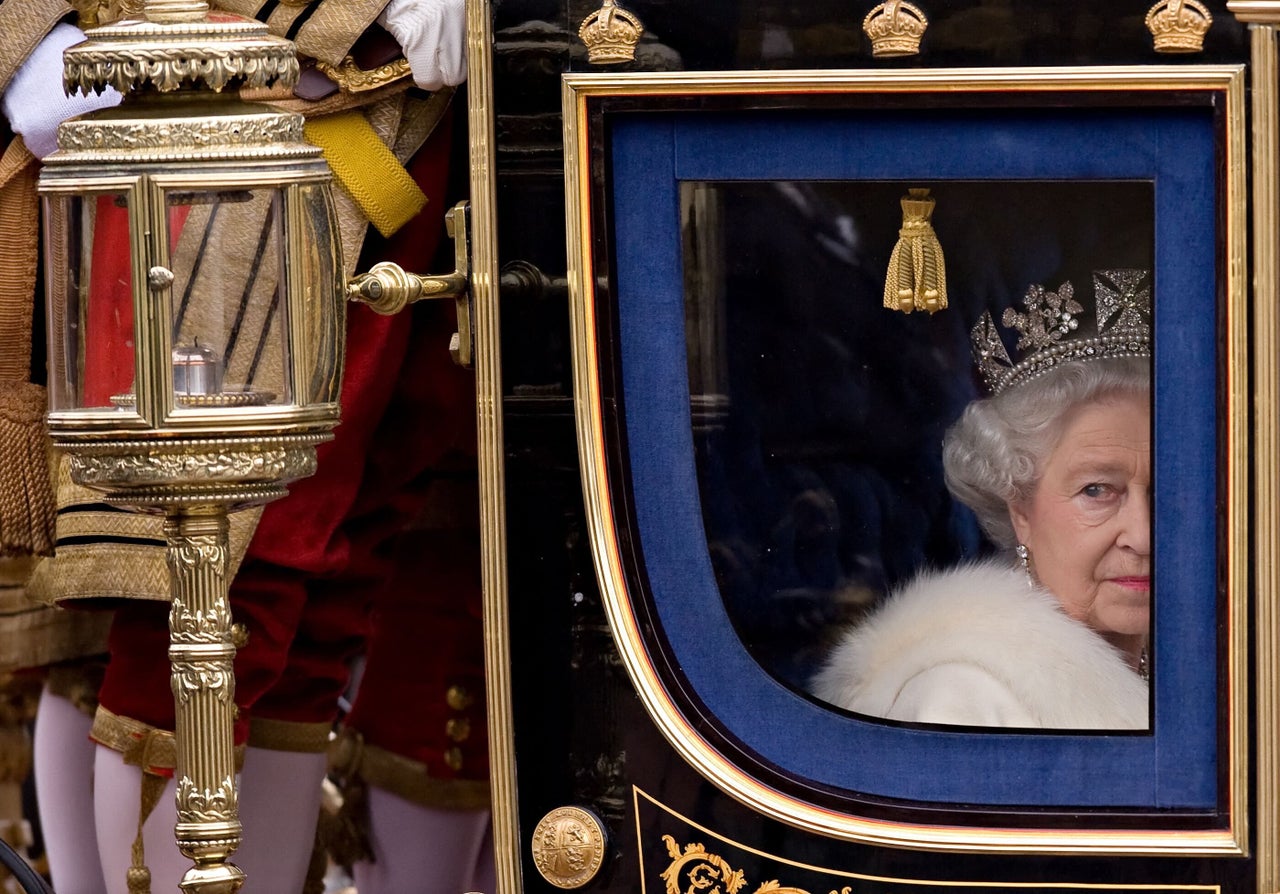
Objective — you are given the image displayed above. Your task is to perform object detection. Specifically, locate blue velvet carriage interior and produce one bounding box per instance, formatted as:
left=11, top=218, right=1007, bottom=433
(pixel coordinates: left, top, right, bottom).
left=607, top=104, right=1217, bottom=810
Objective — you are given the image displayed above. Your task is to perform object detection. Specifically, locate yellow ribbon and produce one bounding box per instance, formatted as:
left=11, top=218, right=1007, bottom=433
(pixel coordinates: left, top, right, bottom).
left=304, top=109, right=427, bottom=238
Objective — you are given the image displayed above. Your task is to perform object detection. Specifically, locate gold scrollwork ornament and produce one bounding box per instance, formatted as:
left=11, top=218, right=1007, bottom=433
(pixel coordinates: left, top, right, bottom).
left=659, top=836, right=841, bottom=894
left=170, top=598, right=235, bottom=645
left=531, top=806, right=607, bottom=889
left=315, top=56, right=413, bottom=93
left=176, top=775, right=238, bottom=824
left=661, top=836, right=746, bottom=894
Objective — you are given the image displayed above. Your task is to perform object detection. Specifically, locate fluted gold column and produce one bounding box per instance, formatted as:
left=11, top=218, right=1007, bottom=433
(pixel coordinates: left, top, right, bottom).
left=164, top=508, right=244, bottom=894
left=1228, top=4, right=1280, bottom=890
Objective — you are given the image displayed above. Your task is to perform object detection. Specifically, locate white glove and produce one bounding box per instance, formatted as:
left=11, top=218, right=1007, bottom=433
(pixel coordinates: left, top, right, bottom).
left=1, top=23, right=122, bottom=160
left=377, top=0, right=467, bottom=92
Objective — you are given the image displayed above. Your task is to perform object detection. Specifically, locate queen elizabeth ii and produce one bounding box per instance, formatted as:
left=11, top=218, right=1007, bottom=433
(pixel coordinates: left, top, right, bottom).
left=811, top=275, right=1151, bottom=729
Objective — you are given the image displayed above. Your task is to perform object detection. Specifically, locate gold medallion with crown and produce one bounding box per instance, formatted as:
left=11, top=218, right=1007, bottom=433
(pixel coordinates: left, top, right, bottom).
left=1146, top=0, right=1212, bottom=53
left=971, top=270, right=1152, bottom=395
left=863, top=1, right=928, bottom=58
left=579, top=0, right=644, bottom=65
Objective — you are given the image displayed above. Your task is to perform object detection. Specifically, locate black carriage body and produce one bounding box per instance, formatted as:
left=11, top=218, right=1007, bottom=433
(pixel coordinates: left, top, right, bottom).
left=485, top=3, right=1258, bottom=893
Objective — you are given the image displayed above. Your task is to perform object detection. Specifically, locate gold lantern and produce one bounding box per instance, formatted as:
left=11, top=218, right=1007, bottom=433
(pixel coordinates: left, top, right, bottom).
left=40, top=2, right=472, bottom=889
left=39, top=3, right=340, bottom=891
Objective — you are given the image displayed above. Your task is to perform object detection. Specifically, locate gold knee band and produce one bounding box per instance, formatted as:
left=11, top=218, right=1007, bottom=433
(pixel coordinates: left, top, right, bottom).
left=247, top=717, right=332, bottom=754
left=91, top=706, right=248, bottom=775
left=328, top=728, right=490, bottom=812
left=92, top=706, right=177, bottom=776
left=93, top=707, right=250, bottom=893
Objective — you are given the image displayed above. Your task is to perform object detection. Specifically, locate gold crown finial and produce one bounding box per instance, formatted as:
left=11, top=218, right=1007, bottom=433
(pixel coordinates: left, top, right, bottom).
left=579, top=0, right=644, bottom=65
left=1146, top=0, right=1212, bottom=53
left=862, top=1, right=928, bottom=58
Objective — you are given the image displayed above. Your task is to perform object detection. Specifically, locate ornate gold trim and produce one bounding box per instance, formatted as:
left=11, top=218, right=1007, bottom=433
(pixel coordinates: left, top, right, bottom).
left=639, top=787, right=1223, bottom=893
left=466, top=2, right=519, bottom=894
left=55, top=112, right=308, bottom=156
left=314, top=56, right=412, bottom=93
left=659, top=836, right=747, bottom=894
left=63, top=14, right=298, bottom=97
left=56, top=435, right=328, bottom=513
left=68, top=443, right=317, bottom=489
left=175, top=775, right=237, bottom=824
left=563, top=66, right=1249, bottom=856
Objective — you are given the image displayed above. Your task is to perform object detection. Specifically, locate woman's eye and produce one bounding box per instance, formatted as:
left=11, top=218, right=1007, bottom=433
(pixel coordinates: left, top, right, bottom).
left=1080, top=483, right=1111, bottom=499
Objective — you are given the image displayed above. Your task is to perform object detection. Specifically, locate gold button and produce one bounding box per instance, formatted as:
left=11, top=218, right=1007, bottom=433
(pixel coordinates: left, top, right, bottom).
left=445, top=717, right=471, bottom=743
left=444, top=747, right=463, bottom=771
left=446, top=685, right=473, bottom=711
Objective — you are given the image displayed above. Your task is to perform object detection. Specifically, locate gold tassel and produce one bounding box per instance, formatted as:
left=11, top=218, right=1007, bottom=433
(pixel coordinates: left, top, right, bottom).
left=323, top=728, right=374, bottom=871
left=883, top=188, right=948, bottom=314
left=0, top=382, right=54, bottom=557
left=127, top=771, right=166, bottom=894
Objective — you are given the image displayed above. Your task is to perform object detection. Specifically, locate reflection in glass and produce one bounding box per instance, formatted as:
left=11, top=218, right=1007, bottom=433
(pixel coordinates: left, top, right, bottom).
left=166, top=188, right=291, bottom=408
left=43, top=191, right=137, bottom=413
left=683, top=180, right=1153, bottom=730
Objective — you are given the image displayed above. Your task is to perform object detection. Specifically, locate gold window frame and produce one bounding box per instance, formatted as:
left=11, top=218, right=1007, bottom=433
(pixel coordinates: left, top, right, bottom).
left=560, top=65, right=1250, bottom=861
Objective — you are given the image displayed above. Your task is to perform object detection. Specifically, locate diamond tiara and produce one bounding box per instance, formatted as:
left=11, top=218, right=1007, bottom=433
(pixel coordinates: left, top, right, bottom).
left=971, top=269, right=1152, bottom=396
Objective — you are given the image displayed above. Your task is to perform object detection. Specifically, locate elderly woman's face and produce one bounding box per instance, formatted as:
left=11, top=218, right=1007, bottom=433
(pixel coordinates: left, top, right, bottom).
left=1009, top=391, right=1151, bottom=645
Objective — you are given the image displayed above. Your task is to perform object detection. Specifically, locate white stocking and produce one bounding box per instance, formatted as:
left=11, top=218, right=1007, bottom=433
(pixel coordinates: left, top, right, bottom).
left=234, top=746, right=327, bottom=893
left=92, top=745, right=185, bottom=894
left=33, top=688, right=105, bottom=894
left=353, top=789, right=491, bottom=894
left=471, top=821, right=496, bottom=894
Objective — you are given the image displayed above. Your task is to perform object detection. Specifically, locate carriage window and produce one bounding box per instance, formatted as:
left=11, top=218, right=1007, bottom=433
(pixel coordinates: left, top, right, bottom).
left=682, top=179, right=1154, bottom=730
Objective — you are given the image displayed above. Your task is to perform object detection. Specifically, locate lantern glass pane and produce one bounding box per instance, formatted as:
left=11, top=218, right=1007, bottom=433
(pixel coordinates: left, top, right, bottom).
left=43, top=191, right=137, bottom=413
left=292, top=183, right=343, bottom=407
left=165, top=187, right=291, bottom=408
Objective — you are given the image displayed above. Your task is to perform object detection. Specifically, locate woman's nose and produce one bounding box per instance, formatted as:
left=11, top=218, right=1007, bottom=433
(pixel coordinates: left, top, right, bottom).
left=1116, top=487, right=1152, bottom=555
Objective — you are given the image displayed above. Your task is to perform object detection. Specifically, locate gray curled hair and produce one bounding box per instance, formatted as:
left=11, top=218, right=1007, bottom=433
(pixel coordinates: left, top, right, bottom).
left=942, top=357, right=1150, bottom=548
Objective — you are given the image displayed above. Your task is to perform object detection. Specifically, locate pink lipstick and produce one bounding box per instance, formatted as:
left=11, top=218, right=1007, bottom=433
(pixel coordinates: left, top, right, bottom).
left=1110, top=577, right=1150, bottom=591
